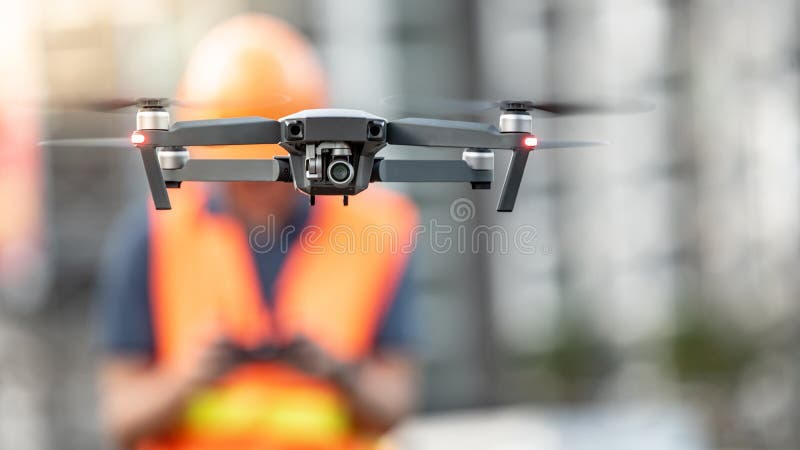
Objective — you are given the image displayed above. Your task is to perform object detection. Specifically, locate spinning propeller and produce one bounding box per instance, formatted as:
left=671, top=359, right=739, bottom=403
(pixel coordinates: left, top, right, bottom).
left=383, top=95, right=652, bottom=117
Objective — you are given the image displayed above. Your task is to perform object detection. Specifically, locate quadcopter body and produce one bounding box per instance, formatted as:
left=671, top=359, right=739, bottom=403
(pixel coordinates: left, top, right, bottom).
left=279, top=108, right=389, bottom=197
left=46, top=98, right=609, bottom=212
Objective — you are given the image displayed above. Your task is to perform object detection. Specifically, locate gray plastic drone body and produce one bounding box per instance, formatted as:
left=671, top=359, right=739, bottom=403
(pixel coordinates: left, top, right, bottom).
left=42, top=98, right=608, bottom=212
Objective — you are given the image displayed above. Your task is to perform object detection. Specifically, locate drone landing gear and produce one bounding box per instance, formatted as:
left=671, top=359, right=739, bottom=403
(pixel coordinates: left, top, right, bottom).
left=497, top=148, right=530, bottom=212
left=308, top=195, right=348, bottom=207
left=139, top=146, right=171, bottom=210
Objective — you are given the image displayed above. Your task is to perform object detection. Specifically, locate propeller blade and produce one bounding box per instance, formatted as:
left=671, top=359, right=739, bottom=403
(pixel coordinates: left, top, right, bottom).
left=526, top=100, right=652, bottom=115
left=383, top=95, right=497, bottom=115
left=38, top=137, right=133, bottom=149
left=70, top=97, right=186, bottom=112
left=384, top=95, right=651, bottom=117
left=78, top=98, right=141, bottom=111
left=35, top=93, right=293, bottom=114
left=535, top=140, right=608, bottom=150
left=190, top=93, right=292, bottom=111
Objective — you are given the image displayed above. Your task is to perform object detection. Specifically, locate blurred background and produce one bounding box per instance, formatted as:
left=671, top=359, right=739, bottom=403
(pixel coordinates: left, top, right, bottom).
left=1, top=0, right=799, bottom=448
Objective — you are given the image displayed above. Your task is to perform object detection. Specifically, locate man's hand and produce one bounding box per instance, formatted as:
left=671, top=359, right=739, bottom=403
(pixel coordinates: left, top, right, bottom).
left=100, top=337, right=240, bottom=449
left=279, top=335, right=356, bottom=385
left=277, top=335, right=417, bottom=432
left=179, top=338, right=241, bottom=391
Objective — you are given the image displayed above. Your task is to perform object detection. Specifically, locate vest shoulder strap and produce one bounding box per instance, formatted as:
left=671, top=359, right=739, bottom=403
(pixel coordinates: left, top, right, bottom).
left=150, top=186, right=419, bottom=364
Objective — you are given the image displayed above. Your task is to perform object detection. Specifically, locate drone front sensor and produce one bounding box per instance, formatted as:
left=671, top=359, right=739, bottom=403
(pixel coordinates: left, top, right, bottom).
left=42, top=98, right=608, bottom=212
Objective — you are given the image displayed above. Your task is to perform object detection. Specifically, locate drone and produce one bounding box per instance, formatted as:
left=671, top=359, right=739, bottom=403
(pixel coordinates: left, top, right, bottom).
left=42, top=97, right=616, bottom=212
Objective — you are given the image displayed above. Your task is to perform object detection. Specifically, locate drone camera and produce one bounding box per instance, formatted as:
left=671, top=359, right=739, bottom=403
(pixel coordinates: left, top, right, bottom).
left=325, top=145, right=355, bottom=186
left=327, top=159, right=355, bottom=186
left=302, top=141, right=358, bottom=188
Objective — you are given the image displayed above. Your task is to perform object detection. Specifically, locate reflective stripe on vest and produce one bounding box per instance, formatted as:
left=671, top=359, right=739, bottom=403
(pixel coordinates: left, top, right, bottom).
left=145, top=185, right=418, bottom=450
left=182, top=366, right=350, bottom=445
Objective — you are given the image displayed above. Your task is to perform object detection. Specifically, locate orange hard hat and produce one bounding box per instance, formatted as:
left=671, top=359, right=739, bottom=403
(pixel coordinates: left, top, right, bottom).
left=176, top=14, right=328, bottom=159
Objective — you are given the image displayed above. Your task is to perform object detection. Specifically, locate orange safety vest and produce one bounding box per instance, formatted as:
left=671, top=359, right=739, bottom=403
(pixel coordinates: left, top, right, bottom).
left=142, top=185, right=418, bottom=450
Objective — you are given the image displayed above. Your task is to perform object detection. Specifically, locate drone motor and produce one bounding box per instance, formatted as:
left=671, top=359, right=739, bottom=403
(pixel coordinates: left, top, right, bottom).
left=498, top=100, right=534, bottom=134
left=136, top=99, right=171, bottom=131
left=132, top=100, right=192, bottom=172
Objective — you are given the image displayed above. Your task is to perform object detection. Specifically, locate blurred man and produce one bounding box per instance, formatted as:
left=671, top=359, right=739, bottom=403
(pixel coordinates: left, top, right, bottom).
left=97, top=14, right=419, bottom=450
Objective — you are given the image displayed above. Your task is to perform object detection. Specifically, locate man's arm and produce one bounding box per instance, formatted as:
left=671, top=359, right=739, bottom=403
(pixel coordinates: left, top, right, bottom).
left=100, top=340, right=235, bottom=449
left=100, top=357, right=192, bottom=448
left=349, top=269, right=418, bottom=431
left=95, top=206, right=232, bottom=448
left=344, top=349, right=418, bottom=432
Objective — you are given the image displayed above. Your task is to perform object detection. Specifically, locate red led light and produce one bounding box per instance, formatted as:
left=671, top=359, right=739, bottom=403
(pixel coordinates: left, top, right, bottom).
left=131, top=132, right=146, bottom=145
left=523, top=135, right=538, bottom=148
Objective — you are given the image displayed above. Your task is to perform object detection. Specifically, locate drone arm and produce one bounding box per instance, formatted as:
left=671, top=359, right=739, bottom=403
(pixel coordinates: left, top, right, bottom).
left=386, top=118, right=527, bottom=149
left=386, top=118, right=534, bottom=212
left=371, top=158, right=492, bottom=183
left=145, top=156, right=502, bottom=209
left=163, top=157, right=491, bottom=184
left=136, top=117, right=282, bottom=147
left=162, top=158, right=292, bottom=182
left=136, top=117, right=283, bottom=208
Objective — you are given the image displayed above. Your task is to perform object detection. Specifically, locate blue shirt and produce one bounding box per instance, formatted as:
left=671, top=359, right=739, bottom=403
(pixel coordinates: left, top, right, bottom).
left=96, top=199, right=415, bottom=357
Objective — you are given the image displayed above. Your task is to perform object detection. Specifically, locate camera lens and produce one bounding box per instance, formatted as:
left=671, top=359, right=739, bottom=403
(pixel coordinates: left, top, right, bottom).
left=331, top=164, right=349, bottom=182
left=327, top=160, right=354, bottom=185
